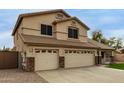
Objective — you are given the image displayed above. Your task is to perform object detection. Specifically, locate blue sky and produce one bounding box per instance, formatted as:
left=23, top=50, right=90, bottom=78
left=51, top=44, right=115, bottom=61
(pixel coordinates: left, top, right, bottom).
left=0, top=9, right=124, bottom=48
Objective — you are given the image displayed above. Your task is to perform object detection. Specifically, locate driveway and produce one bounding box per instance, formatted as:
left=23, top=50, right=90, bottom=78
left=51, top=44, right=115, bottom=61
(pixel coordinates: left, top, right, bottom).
left=37, top=66, right=124, bottom=83
left=0, top=69, right=47, bottom=83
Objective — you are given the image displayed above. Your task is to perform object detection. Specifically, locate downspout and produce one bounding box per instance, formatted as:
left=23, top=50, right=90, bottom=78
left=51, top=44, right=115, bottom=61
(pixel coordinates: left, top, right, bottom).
left=98, top=49, right=100, bottom=64
left=98, top=48, right=102, bottom=65
left=111, top=50, right=114, bottom=64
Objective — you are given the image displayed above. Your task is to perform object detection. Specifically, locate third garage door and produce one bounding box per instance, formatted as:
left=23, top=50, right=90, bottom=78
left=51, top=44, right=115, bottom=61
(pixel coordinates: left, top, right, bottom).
left=65, top=50, right=95, bottom=68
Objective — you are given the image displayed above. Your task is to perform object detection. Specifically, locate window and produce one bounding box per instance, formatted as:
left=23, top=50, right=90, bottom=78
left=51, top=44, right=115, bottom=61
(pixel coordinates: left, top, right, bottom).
left=68, top=27, right=78, bottom=39
left=81, top=51, right=84, bottom=54
left=65, top=50, right=68, bottom=53
left=42, top=50, right=46, bottom=53
left=73, top=50, right=76, bottom=53
left=53, top=50, right=57, bottom=53
left=77, top=51, right=80, bottom=53
left=48, top=50, right=52, bottom=53
left=69, top=50, right=72, bottom=53
left=35, top=50, right=40, bottom=53
left=41, top=24, right=52, bottom=36
left=88, top=51, right=90, bottom=53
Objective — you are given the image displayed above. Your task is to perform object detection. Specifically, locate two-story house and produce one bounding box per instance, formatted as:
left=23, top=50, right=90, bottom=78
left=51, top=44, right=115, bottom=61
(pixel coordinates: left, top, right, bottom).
left=12, top=9, right=114, bottom=71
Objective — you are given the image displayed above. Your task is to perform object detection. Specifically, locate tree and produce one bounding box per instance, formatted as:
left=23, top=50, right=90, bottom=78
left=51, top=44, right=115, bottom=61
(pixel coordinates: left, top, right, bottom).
left=0, top=46, right=10, bottom=51
left=101, top=37, right=109, bottom=45
left=114, top=38, right=123, bottom=50
left=108, top=37, right=123, bottom=50
left=108, top=37, right=116, bottom=47
left=92, top=30, right=109, bottom=45
left=92, top=30, right=123, bottom=50
left=92, top=30, right=103, bottom=43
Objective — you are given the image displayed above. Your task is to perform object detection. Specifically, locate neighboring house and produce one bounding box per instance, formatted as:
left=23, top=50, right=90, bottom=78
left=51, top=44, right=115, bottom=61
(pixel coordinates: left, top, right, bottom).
left=114, top=48, right=124, bottom=63
left=12, top=9, right=114, bottom=71
left=116, top=48, right=124, bottom=53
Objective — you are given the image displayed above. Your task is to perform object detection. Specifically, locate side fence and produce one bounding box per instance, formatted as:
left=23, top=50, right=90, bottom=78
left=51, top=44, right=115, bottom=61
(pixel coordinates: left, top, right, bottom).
left=0, top=51, right=18, bottom=69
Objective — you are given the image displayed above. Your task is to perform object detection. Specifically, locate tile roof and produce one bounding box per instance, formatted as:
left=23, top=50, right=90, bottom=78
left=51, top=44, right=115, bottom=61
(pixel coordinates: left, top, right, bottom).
left=88, top=38, right=115, bottom=50
left=53, top=17, right=90, bottom=30
left=20, top=34, right=98, bottom=49
left=12, top=9, right=71, bottom=36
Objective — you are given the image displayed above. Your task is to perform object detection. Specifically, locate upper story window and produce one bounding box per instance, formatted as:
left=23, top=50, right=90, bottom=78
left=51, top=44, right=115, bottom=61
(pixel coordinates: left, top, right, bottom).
left=41, top=24, right=52, bottom=36
left=68, top=27, right=78, bottom=39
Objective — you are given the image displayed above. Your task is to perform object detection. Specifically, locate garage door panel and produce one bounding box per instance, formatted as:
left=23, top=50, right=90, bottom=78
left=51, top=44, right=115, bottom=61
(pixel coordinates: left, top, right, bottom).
left=65, top=53, right=94, bottom=68
left=35, top=51, right=58, bottom=71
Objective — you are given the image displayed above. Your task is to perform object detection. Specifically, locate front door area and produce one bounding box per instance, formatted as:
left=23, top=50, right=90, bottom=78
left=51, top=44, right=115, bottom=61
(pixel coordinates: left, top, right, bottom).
left=101, top=51, right=112, bottom=64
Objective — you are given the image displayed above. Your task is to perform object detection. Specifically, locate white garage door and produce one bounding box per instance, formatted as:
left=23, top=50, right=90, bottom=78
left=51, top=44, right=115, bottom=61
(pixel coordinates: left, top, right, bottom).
left=65, top=50, right=95, bottom=68
left=35, top=49, right=58, bottom=71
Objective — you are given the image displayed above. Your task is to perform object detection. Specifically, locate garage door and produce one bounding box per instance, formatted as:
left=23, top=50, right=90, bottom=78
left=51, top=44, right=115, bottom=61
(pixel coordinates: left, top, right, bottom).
left=65, top=50, right=95, bottom=68
left=35, top=49, right=58, bottom=71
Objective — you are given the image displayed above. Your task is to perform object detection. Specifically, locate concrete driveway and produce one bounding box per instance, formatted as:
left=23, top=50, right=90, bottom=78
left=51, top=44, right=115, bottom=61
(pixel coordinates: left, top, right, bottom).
left=37, top=66, right=124, bottom=83
left=0, top=69, right=47, bottom=83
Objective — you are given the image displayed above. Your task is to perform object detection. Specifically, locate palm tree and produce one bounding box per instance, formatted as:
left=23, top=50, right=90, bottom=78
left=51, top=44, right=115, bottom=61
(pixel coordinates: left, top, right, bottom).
left=92, top=30, right=103, bottom=43
left=92, top=30, right=123, bottom=49
left=101, top=37, right=109, bottom=45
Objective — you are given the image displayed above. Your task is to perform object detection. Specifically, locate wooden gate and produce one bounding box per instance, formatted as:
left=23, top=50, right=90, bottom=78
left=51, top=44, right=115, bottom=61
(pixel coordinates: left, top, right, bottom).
left=0, top=51, right=18, bottom=69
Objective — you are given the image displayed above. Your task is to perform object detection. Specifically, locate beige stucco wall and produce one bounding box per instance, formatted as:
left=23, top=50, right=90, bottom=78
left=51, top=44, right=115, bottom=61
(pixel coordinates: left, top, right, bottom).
left=13, top=11, right=91, bottom=60
left=26, top=46, right=96, bottom=57
left=25, top=46, right=96, bottom=69
left=14, top=12, right=67, bottom=51
left=22, top=12, right=68, bottom=38
left=20, top=12, right=88, bottom=42
left=55, top=20, right=88, bottom=42
left=14, top=22, right=25, bottom=52
left=14, top=22, right=29, bottom=61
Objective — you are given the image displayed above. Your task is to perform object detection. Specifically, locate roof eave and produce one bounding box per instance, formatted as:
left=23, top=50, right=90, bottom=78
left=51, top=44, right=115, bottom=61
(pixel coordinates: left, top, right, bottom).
left=12, top=9, right=71, bottom=36
left=53, top=17, right=90, bottom=30
left=12, top=15, right=22, bottom=36
left=100, top=48, right=115, bottom=51
left=23, top=41, right=98, bottom=49
left=74, top=17, right=90, bottom=30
